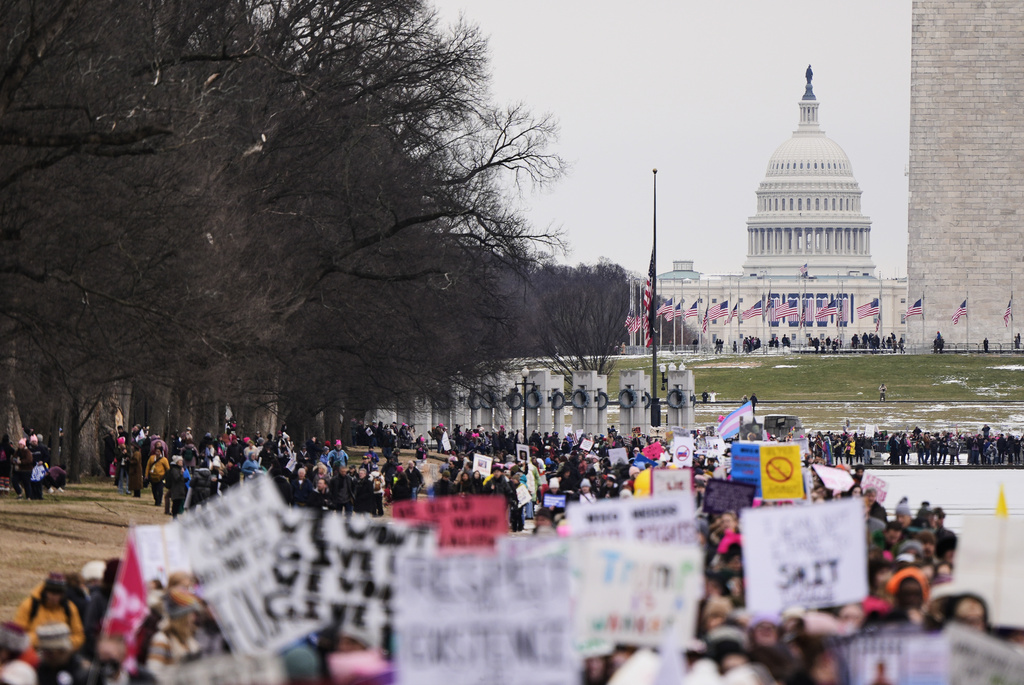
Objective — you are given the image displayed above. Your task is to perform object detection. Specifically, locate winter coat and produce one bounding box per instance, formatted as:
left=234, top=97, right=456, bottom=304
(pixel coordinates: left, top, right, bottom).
left=188, top=468, right=213, bottom=508
left=145, top=454, right=169, bottom=483
left=329, top=473, right=354, bottom=507
left=391, top=477, right=412, bottom=502
left=165, top=464, right=188, bottom=500
left=128, top=449, right=144, bottom=491
left=353, top=477, right=375, bottom=513
left=14, top=583, right=86, bottom=651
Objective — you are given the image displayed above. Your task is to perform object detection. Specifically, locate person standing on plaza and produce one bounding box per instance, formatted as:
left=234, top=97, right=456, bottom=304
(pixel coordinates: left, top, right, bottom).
left=145, top=445, right=169, bottom=506
left=879, top=383, right=887, bottom=402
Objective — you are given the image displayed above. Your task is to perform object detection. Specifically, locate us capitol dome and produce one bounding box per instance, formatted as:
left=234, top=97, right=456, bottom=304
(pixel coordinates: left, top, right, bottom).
left=740, top=70, right=876, bottom=278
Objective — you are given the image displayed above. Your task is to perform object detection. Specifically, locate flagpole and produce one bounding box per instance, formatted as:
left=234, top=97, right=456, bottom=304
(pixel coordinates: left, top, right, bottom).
left=1010, top=270, right=1014, bottom=348
left=650, top=168, right=660, bottom=429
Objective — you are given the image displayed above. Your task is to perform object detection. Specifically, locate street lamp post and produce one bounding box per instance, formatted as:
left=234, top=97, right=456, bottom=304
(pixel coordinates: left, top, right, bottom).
left=650, top=168, right=661, bottom=428
left=520, top=366, right=530, bottom=440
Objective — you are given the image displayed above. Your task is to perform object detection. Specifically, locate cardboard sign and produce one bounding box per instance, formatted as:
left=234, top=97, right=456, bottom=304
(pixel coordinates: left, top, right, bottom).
left=860, top=472, right=888, bottom=503
left=392, top=495, right=508, bottom=552
left=947, top=622, right=1024, bottom=685
left=441, top=431, right=451, bottom=451
left=702, top=479, right=757, bottom=515
left=544, top=493, right=567, bottom=508
left=566, top=494, right=698, bottom=545
left=178, top=477, right=293, bottom=654
left=759, top=444, right=804, bottom=500
left=516, top=484, right=531, bottom=508
left=741, top=498, right=867, bottom=614
left=394, top=554, right=575, bottom=685
left=579, top=438, right=594, bottom=453
left=671, top=436, right=694, bottom=467
left=730, top=442, right=762, bottom=496
left=134, top=522, right=190, bottom=586
left=651, top=468, right=692, bottom=496
left=608, top=447, right=629, bottom=465
left=573, top=539, right=703, bottom=649
left=953, top=516, right=1024, bottom=629
left=515, top=443, right=530, bottom=461
left=471, top=453, right=492, bottom=477
left=812, top=464, right=856, bottom=493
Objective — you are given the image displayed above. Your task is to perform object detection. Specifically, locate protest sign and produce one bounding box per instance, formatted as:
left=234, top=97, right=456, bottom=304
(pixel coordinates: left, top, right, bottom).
left=566, top=493, right=698, bottom=544
left=953, top=516, right=1024, bottom=629
left=860, top=472, right=888, bottom=503
left=573, top=539, right=703, bottom=649
left=705, top=436, right=726, bottom=460
left=702, top=479, right=756, bottom=515
left=544, top=493, right=567, bottom=508
left=642, top=442, right=664, bottom=461
left=812, top=464, right=856, bottom=493
left=741, top=498, right=867, bottom=613
left=163, top=653, right=286, bottom=685
left=516, top=484, right=531, bottom=507
left=759, top=444, right=804, bottom=500
left=835, top=629, right=948, bottom=685
left=441, top=431, right=451, bottom=451
left=134, top=521, right=190, bottom=586
left=427, top=463, right=440, bottom=482
left=947, top=622, right=1024, bottom=685
left=793, top=437, right=811, bottom=458
left=730, top=442, right=762, bottom=496
left=515, top=443, right=530, bottom=461
left=651, top=468, right=692, bottom=496
left=608, top=447, right=629, bottom=465
left=579, top=437, right=594, bottom=453
left=178, top=476, right=293, bottom=654
left=632, top=426, right=642, bottom=437
left=471, top=453, right=492, bottom=476
left=392, top=495, right=508, bottom=552
left=263, top=510, right=435, bottom=650
left=670, top=435, right=694, bottom=467
left=394, top=554, right=575, bottom=685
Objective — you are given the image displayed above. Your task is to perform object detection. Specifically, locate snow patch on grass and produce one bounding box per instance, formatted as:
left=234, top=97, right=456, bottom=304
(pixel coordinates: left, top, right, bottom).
left=989, top=365, right=1024, bottom=371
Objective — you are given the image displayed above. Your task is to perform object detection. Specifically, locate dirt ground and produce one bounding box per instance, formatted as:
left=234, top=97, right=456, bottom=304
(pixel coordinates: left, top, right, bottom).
left=0, top=477, right=167, bottom=619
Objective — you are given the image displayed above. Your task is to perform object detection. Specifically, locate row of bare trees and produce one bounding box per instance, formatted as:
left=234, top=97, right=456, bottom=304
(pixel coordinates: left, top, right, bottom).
left=0, top=0, right=569, bottom=478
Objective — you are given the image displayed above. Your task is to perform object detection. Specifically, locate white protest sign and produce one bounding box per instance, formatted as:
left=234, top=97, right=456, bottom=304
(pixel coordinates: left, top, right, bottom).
left=741, top=498, right=867, bottom=614
left=394, top=554, right=575, bottom=685
left=706, top=437, right=726, bottom=460
left=162, top=653, right=286, bottom=685
left=839, top=630, right=948, bottom=685
left=793, top=437, right=811, bottom=459
left=134, top=522, right=190, bottom=586
left=178, top=476, right=292, bottom=654
left=651, top=468, right=692, bottom=496
left=670, top=436, right=694, bottom=467
left=516, top=484, right=531, bottom=508
left=947, top=622, right=1024, bottom=685
left=608, top=447, right=629, bottom=465
left=264, top=511, right=435, bottom=649
left=812, top=464, right=856, bottom=493
left=441, top=431, right=451, bottom=451
left=566, top=494, right=698, bottom=545
left=573, top=539, right=703, bottom=649
left=860, top=472, right=888, bottom=503
left=953, top=516, right=1024, bottom=629
left=515, top=443, right=530, bottom=461
left=579, top=438, right=594, bottom=453
left=472, top=453, right=492, bottom=476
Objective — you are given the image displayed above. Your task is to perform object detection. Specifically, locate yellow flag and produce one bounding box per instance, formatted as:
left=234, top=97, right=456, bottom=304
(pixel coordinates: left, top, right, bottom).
left=996, top=483, right=1009, bottom=518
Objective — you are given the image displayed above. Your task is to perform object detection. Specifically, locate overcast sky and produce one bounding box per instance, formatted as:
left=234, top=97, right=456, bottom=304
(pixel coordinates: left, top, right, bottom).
left=432, top=1, right=912, bottom=279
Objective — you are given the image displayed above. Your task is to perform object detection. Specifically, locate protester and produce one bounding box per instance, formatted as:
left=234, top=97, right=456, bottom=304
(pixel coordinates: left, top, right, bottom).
left=13, top=574, right=85, bottom=653
left=144, top=590, right=202, bottom=677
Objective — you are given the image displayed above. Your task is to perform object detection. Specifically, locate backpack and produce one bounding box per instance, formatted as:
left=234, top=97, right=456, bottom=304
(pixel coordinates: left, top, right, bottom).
left=372, top=476, right=384, bottom=493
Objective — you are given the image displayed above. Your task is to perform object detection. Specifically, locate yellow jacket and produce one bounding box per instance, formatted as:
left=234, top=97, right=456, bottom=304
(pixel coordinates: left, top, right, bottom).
left=146, top=454, right=169, bottom=482
left=13, top=583, right=85, bottom=652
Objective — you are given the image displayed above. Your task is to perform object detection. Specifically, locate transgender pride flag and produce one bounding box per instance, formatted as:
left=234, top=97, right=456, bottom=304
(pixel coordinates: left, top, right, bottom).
left=717, top=401, right=754, bottom=440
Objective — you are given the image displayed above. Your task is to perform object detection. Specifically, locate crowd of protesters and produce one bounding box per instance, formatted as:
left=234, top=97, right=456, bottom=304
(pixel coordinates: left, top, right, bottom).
left=3, top=415, right=1024, bottom=684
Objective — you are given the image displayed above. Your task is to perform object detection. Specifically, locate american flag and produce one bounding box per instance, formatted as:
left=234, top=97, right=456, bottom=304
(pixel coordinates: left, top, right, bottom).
left=656, top=297, right=674, bottom=318
left=706, top=300, right=728, bottom=321
left=815, top=299, right=838, bottom=320
left=701, top=308, right=709, bottom=333
left=839, top=298, right=849, bottom=322
left=905, top=299, right=923, bottom=318
left=625, top=314, right=642, bottom=333
left=803, top=298, right=815, bottom=324
left=726, top=303, right=738, bottom=324
left=773, top=298, right=799, bottom=321
left=1005, top=299, right=1013, bottom=327
left=642, top=249, right=655, bottom=347
left=669, top=302, right=683, bottom=321
left=856, top=298, right=880, bottom=319
left=799, top=263, right=808, bottom=277
left=742, top=299, right=763, bottom=320
left=684, top=301, right=700, bottom=319
left=951, top=299, right=967, bottom=325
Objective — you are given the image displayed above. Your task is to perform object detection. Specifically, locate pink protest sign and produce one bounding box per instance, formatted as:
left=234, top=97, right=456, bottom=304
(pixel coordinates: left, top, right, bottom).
left=392, top=495, right=508, bottom=552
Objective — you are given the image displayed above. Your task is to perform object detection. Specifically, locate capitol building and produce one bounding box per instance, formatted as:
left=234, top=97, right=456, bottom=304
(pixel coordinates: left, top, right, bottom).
left=656, top=72, right=907, bottom=349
